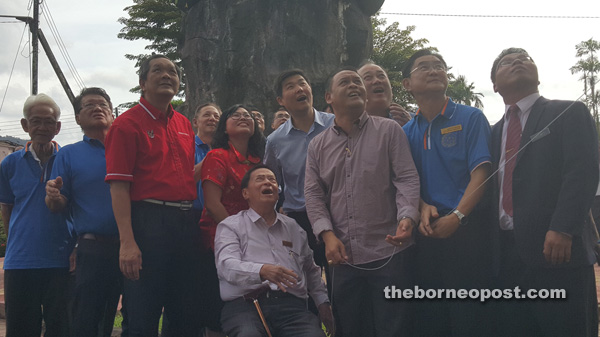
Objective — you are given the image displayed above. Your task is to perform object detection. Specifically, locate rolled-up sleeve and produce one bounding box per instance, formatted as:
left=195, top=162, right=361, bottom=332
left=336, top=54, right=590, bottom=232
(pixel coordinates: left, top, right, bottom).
left=214, top=220, right=264, bottom=286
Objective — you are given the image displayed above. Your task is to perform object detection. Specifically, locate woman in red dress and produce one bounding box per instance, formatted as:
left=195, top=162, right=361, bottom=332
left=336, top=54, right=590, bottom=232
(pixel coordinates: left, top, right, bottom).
left=197, top=104, right=264, bottom=335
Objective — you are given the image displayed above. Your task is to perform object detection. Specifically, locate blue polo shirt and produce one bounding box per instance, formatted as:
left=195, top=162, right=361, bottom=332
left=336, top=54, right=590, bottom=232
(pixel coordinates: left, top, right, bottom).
left=264, top=109, right=335, bottom=212
left=193, top=135, right=211, bottom=211
left=50, top=136, right=118, bottom=236
left=0, top=142, right=72, bottom=269
left=403, top=98, right=491, bottom=213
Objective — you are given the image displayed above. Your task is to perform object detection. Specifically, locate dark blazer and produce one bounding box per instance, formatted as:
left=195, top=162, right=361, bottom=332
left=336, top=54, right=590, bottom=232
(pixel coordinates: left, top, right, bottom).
left=491, top=96, right=599, bottom=271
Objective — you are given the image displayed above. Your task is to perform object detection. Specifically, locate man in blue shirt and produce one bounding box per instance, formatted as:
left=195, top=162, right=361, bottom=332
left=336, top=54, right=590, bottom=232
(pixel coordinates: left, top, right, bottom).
left=45, top=87, right=119, bottom=337
left=401, top=49, right=493, bottom=336
left=0, top=93, right=72, bottom=337
left=192, top=103, right=221, bottom=223
left=263, top=69, right=335, bottom=273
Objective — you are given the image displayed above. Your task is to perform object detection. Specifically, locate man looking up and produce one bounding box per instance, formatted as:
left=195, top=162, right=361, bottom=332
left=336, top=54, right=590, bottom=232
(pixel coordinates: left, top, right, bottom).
left=401, top=49, right=493, bottom=336
left=358, top=61, right=411, bottom=125
left=215, top=165, right=333, bottom=337
left=45, top=87, right=120, bottom=337
left=270, top=107, right=290, bottom=131
left=0, top=93, right=71, bottom=337
left=490, top=47, right=598, bottom=336
left=263, top=69, right=335, bottom=281
left=305, top=68, right=420, bottom=337
left=105, top=54, right=201, bottom=336
left=192, top=103, right=221, bottom=223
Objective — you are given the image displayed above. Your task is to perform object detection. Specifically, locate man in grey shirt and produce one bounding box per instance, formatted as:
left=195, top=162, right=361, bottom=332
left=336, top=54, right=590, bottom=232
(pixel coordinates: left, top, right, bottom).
left=305, top=68, right=420, bottom=337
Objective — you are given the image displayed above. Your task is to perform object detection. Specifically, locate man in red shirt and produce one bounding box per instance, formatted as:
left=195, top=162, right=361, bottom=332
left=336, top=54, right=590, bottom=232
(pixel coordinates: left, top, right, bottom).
left=105, top=54, right=201, bottom=337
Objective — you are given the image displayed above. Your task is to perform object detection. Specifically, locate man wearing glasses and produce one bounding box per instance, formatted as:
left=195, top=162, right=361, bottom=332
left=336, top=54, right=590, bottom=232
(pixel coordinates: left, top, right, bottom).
left=401, top=49, right=493, bottom=336
left=490, top=47, right=598, bottom=336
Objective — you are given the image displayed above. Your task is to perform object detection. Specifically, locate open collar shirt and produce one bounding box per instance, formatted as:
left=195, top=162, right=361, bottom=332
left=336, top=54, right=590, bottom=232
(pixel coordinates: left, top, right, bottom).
left=305, top=112, right=420, bottom=265
left=215, top=208, right=329, bottom=306
left=263, top=109, right=335, bottom=212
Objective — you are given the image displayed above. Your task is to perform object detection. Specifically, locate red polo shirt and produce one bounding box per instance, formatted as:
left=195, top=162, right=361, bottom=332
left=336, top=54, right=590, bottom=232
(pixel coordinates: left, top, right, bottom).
left=105, top=97, right=196, bottom=201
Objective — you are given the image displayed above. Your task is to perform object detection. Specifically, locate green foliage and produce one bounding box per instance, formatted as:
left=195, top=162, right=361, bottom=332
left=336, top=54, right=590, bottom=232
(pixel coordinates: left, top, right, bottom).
left=370, top=14, right=483, bottom=110
left=571, top=38, right=600, bottom=125
left=118, top=0, right=186, bottom=99
left=0, top=219, right=6, bottom=257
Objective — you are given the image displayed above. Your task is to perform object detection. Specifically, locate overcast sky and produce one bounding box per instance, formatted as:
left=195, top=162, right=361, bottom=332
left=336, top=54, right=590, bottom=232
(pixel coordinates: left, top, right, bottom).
left=0, top=0, right=598, bottom=145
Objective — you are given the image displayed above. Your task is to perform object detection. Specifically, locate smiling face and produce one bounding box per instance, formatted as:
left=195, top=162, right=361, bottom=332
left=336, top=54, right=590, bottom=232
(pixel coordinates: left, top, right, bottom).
left=326, top=70, right=367, bottom=117
left=276, top=74, right=313, bottom=115
left=76, top=94, right=114, bottom=131
left=21, top=104, right=61, bottom=144
left=402, top=55, right=448, bottom=97
left=139, top=57, right=180, bottom=101
left=251, top=110, right=265, bottom=133
left=358, top=64, right=393, bottom=117
left=225, top=107, right=255, bottom=140
left=194, top=105, right=221, bottom=137
left=242, top=168, right=279, bottom=208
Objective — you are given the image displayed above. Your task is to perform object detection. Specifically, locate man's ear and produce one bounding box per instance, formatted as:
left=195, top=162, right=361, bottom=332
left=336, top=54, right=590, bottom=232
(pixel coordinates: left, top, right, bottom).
left=325, top=92, right=332, bottom=105
left=402, top=78, right=411, bottom=92
left=21, top=118, right=29, bottom=133
left=55, top=121, right=61, bottom=135
left=276, top=96, right=284, bottom=107
left=242, top=188, right=249, bottom=201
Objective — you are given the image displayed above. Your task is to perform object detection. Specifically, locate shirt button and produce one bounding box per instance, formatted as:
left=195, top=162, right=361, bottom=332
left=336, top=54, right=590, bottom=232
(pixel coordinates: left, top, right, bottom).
left=349, top=216, right=353, bottom=219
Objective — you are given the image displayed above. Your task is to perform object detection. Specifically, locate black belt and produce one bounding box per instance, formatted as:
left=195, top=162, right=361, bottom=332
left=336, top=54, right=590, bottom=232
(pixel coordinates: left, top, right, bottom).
left=142, top=198, right=193, bottom=211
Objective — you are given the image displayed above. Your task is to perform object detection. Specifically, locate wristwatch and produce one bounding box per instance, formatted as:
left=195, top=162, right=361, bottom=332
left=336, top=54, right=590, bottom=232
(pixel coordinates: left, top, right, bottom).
left=452, top=209, right=466, bottom=225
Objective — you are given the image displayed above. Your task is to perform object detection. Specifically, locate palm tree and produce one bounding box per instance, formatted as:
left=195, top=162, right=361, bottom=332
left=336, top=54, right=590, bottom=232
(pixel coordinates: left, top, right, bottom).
left=571, top=38, right=600, bottom=125
left=447, top=75, right=484, bottom=109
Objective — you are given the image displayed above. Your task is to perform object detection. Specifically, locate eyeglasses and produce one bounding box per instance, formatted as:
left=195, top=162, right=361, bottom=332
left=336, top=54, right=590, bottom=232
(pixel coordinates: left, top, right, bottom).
left=251, top=111, right=264, bottom=120
left=229, top=112, right=253, bottom=120
left=82, top=102, right=111, bottom=110
left=410, top=62, right=447, bottom=75
left=497, top=55, right=534, bottom=68
left=275, top=114, right=289, bottom=119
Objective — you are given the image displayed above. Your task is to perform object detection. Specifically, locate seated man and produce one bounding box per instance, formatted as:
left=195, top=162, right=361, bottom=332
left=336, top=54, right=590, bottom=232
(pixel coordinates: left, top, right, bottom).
left=215, top=165, right=333, bottom=337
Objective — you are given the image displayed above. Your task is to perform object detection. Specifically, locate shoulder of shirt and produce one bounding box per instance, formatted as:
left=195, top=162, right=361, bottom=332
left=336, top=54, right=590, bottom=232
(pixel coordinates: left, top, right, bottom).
left=266, top=123, right=287, bottom=142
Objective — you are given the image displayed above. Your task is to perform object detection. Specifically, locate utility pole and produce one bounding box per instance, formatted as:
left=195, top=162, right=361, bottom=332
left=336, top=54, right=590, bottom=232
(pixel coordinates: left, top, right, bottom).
left=31, top=0, right=39, bottom=95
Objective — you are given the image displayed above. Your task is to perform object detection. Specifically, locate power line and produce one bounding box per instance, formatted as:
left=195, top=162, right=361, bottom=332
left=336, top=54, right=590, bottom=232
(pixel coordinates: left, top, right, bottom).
left=0, top=22, right=29, bottom=114
left=379, top=12, right=600, bottom=19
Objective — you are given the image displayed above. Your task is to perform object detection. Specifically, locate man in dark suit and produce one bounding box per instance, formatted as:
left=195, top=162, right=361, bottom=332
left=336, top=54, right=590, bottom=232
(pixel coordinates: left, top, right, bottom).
left=490, top=47, right=599, bottom=337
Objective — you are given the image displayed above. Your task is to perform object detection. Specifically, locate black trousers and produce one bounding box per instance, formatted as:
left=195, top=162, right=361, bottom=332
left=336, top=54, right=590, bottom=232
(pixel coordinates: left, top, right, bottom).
left=494, top=230, right=598, bottom=337
left=124, top=201, right=203, bottom=337
left=72, top=237, right=122, bottom=337
left=4, top=268, right=70, bottom=337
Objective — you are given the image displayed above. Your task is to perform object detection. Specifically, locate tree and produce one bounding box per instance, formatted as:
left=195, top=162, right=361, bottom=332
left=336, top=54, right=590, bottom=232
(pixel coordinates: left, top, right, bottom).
left=370, top=15, right=484, bottom=110
left=117, top=0, right=185, bottom=105
left=571, top=38, right=600, bottom=125
left=447, top=74, right=484, bottom=109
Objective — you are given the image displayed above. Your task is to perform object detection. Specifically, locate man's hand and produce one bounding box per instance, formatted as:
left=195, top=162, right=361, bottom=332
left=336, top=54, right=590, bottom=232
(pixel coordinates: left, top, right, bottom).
left=318, top=302, right=335, bottom=336
left=259, top=264, right=299, bottom=292
left=419, top=203, right=439, bottom=236
left=69, top=247, right=77, bottom=273
left=120, top=240, right=142, bottom=280
left=389, top=103, right=411, bottom=126
left=46, top=176, right=63, bottom=200
left=429, top=214, right=460, bottom=238
left=386, top=218, right=414, bottom=246
left=543, top=230, right=572, bottom=265
left=321, top=231, right=348, bottom=265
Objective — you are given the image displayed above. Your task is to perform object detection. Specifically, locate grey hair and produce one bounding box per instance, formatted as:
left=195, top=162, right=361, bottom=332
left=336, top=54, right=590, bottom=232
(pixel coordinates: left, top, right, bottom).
left=22, top=93, right=61, bottom=119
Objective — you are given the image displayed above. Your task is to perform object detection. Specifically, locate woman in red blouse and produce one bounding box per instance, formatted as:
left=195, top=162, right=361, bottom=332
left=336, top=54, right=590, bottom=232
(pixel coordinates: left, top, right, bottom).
left=196, top=104, right=264, bottom=335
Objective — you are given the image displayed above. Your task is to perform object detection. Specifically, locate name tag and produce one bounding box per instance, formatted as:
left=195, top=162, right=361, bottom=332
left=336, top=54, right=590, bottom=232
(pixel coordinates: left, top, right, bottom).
left=282, top=240, right=293, bottom=248
left=441, top=125, right=462, bottom=135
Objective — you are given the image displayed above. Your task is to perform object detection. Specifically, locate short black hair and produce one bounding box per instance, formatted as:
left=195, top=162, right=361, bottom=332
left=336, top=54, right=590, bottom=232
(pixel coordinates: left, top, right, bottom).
left=273, top=69, right=310, bottom=97
left=195, top=102, right=221, bottom=117
left=490, top=47, right=532, bottom=84
left=241, top=164, right=272, bottom=190
left=73, top=87, right=112, bottom=116
left=325, top=66, right=359, bottom=93
left=212, top=104, right=266, bottom=159
left=138, top=54, right=182, bottom=83
left=402, top=49, right=447, bottom=79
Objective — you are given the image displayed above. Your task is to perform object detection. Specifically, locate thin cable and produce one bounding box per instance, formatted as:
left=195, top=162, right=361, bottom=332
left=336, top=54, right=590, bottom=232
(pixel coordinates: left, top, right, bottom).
left=380, top=12, right=600, bottom=19
left=40, top=1, right=85, bottom=89
left=0, top=23, right=29, bottom=114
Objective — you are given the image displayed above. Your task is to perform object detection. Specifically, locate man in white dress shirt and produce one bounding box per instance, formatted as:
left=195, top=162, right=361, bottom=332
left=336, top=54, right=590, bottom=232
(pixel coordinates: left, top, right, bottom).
left=214, top=165, right=334, bottom=337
